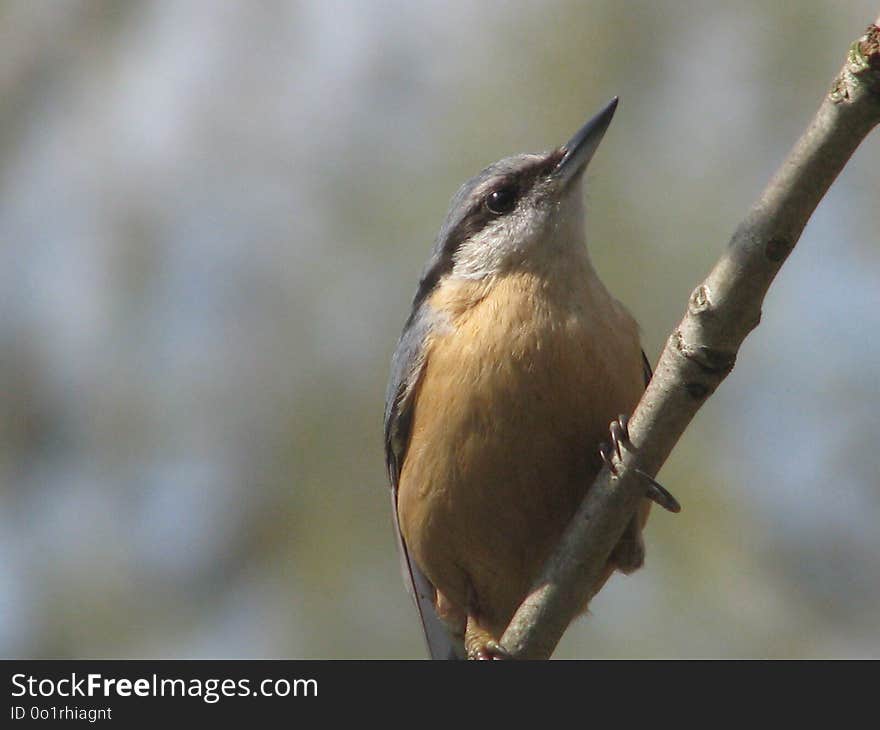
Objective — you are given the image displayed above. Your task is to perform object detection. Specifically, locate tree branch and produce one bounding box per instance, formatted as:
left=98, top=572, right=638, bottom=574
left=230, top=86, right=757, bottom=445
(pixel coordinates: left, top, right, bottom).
left=500, top=16, right=880, bottom=660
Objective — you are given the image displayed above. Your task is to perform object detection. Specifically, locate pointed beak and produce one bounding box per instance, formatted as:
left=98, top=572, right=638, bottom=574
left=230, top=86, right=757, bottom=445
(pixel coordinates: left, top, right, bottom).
left=553, top=97, right=618, bottom=184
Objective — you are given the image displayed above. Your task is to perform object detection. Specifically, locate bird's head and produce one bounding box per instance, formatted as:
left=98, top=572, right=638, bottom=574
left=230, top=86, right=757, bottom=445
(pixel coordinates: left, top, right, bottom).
left=434, top=97, right=618, bottom=282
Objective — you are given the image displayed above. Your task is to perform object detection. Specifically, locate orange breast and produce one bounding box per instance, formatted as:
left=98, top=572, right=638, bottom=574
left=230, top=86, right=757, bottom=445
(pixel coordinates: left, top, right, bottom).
left=397, top=269, right=645, bottom=634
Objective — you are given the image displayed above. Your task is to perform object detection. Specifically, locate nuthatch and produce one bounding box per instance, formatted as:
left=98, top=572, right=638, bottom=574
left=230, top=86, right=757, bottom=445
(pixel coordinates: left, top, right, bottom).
left=384, top=98, right=677, bottom=660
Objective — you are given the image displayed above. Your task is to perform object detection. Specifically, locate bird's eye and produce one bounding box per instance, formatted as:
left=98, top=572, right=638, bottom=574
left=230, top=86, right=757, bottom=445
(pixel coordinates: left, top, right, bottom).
left=485, top=186, right=517, bottom=215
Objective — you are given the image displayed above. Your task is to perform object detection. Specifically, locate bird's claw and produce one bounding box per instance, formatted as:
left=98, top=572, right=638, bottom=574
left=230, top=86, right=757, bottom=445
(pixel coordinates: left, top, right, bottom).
left=598, top=440, right=617, bottom=475
left=609, top=413, right=629, bottom=461
left=599, top=414, right=682, bottom=513
left=599, top=413, right=632, bottom=476
left=635, top=469, right=681, bottom=513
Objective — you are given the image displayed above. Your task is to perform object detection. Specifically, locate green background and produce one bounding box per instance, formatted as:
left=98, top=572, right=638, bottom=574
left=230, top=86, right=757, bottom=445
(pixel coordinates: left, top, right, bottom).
left=0, top=0, right=878, bottom=658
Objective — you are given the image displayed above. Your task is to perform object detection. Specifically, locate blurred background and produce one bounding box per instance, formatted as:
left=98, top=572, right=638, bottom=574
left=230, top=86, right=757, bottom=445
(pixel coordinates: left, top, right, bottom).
left=1, top=0, right=878, bottom=659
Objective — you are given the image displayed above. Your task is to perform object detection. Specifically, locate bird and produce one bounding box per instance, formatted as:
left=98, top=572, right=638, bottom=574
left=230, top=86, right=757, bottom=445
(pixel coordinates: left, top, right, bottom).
left=384, top=98, right=678, bottom=660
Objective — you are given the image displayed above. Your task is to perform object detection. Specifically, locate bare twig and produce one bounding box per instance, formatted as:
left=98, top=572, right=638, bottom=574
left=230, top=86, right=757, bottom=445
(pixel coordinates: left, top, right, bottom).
left=500, top=17, right=880, bottom=660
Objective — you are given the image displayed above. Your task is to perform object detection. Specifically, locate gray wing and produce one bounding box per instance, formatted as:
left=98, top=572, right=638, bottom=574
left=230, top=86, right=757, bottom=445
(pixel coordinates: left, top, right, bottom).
left=642, top=349, right=653, bottom=388
left=384, top=304, right=464, bottom=661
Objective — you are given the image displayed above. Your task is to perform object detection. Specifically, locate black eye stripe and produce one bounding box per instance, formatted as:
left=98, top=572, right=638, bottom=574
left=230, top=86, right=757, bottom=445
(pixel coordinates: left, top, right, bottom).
left=439, top=158, right=553, bottom=258
left=441, top=185, right=512, bottom=255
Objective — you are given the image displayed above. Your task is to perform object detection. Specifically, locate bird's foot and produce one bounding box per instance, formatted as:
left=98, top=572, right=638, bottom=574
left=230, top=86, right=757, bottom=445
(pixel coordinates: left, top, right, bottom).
left=599, top=414, right=682, bottom=514
left=465, top=616, right=511, bottom=660
left=598, top=413, right=631, bottom=476
left=467, top=640, right=511, bottom=661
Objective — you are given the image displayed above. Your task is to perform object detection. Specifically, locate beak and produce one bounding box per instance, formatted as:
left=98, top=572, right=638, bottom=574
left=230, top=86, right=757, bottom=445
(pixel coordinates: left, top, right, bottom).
left=553, top=97, right=618, bottom=184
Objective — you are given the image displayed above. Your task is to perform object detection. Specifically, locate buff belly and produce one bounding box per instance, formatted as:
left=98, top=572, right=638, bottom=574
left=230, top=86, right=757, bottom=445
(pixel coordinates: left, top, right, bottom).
left=397, top=271, right=647, bottom=638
